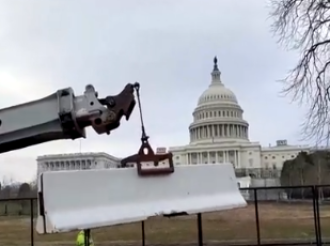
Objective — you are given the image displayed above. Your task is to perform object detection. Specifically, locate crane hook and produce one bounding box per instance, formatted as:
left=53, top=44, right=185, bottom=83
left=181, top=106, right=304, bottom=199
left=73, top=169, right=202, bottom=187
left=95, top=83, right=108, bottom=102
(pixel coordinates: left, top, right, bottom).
left=120, top=82, right=174, bottom=176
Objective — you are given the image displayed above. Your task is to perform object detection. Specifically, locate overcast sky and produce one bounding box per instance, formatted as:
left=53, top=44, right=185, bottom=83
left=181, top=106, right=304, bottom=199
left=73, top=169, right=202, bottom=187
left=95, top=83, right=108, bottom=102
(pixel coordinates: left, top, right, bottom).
left=0, top=0, right=305, bottom=182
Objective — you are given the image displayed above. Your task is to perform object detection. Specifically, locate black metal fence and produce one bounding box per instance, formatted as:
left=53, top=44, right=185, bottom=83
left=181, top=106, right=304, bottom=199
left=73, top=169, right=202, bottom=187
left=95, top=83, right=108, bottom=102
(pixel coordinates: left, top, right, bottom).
left=2, top=185, right=330, bottom=246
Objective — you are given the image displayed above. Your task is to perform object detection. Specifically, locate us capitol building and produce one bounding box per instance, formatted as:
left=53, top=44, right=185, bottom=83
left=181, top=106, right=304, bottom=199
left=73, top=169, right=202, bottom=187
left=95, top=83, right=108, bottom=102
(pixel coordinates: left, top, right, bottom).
left=37, top=57, right=312, bottom=179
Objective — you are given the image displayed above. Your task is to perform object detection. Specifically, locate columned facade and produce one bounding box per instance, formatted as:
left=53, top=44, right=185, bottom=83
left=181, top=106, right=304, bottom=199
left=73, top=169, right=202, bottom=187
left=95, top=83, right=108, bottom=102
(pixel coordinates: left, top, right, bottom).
left=186, top=150, right=241, bottom=166
left=190, top=123, right=248, bottom=142
left=36, top=152, right=121, bottom=176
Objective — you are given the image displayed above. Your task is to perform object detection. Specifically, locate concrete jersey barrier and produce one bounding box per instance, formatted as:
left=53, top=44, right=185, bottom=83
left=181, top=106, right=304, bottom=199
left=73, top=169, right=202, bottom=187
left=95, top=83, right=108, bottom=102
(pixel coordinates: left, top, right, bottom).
left=36, top=163, right=247, bottom=234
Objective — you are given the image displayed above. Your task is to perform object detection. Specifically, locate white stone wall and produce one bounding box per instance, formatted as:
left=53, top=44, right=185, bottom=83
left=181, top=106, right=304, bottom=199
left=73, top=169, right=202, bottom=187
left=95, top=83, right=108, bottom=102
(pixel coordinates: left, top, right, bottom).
left=260, top=144, right=310, bottom=170
left=168, top=142, right=311, bottom=171
left=36, top=152, right=121, bottom=176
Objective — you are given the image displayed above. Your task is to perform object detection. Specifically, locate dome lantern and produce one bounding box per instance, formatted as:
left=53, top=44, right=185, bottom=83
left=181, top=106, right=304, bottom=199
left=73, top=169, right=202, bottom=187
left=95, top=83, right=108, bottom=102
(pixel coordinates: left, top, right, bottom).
left=211, top=56, right=222, bottom=85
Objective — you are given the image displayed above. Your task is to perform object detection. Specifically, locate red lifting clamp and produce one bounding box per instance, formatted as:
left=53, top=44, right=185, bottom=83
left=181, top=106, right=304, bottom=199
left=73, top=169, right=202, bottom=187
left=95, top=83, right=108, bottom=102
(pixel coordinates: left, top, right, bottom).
left=120, top=83, right=174, bottom=176
left=121, top=139, right=174, bottom=176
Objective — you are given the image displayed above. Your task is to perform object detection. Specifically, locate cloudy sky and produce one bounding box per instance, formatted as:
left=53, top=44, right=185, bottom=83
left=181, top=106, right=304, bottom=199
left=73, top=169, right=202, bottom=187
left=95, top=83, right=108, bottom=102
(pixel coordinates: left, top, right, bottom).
left=0, top=0, right=305, bottom=182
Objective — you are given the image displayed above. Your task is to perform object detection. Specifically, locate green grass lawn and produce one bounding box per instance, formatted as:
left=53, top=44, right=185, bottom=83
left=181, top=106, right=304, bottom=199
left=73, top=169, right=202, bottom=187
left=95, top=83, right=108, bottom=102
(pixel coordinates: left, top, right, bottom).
left=0, top=203, right=329, bottom=245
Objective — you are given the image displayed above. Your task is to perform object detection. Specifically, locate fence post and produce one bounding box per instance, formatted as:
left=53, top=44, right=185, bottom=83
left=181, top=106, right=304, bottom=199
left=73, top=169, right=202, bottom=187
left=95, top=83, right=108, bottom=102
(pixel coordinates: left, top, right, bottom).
left=253, top=188, right=261, bottom=246
left=197, top=213, right=203, bottom=246
left=312, top=186, right=320, bottom=246
left=315, top=186, right=322, bottom=246
left=30, top=198, right=34, bottom=246
left=141, top=221, right=145, bottom=246
left=84, top=229, right=90, bottom=246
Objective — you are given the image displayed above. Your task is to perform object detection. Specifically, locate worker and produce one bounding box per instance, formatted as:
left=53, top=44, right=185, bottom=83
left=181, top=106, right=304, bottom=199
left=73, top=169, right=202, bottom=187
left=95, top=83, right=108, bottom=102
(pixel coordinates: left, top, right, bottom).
left=76, top=230, right=94, bottom=246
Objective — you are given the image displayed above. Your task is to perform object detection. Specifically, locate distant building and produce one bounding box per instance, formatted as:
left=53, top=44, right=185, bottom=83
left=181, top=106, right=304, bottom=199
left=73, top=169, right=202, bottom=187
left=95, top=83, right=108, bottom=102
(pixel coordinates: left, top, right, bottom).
left=166, top=57, right=311, bottom=178
left=36, top=152, right=120, bottom=176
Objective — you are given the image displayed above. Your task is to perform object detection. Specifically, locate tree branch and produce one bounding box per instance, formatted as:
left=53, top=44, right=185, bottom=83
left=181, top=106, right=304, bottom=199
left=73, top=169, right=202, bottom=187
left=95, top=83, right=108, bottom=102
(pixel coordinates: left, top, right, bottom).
left=270, top=0, right=330, bottom=143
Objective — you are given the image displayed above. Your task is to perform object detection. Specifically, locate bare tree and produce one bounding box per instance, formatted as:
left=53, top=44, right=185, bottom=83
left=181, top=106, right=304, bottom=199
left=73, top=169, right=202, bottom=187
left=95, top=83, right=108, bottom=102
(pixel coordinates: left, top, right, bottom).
left=270, top=0, right=330, bottom=142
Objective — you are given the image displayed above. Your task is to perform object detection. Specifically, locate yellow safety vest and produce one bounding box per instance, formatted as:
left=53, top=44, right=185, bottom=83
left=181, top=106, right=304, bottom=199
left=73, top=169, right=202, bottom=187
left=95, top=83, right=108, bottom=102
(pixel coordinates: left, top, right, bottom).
left=76, top=230, right=94, bottom=246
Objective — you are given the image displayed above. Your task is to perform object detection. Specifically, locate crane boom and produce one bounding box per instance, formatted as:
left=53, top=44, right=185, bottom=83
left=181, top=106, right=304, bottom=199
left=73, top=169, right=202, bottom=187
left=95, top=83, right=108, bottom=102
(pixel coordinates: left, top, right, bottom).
left=0, top=83, right=137, bottom=154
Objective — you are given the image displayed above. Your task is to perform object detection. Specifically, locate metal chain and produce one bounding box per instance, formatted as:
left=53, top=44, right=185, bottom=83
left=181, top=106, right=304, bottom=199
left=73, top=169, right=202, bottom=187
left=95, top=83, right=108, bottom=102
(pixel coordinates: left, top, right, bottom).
left=133, top=82, right=149, bottom=142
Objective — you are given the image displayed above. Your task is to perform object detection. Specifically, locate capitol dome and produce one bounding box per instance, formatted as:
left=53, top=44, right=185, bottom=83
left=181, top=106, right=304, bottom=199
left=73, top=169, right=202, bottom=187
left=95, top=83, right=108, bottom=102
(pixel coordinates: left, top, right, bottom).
left=189, top=57, right=249, bottom=144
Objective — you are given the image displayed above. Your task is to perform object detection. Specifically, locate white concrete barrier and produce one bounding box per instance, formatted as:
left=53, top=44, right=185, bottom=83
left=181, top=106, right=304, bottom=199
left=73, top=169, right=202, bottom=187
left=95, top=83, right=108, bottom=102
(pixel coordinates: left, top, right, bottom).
left=36, top=163, right=246, bottom=234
